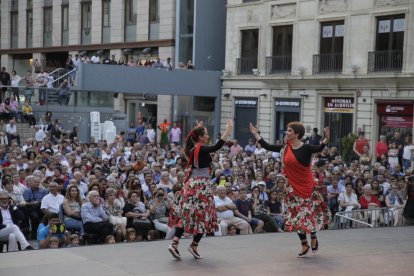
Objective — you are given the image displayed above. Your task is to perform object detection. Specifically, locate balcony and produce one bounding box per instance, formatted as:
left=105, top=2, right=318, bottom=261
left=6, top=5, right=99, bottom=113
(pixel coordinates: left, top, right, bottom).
left=312, top=53, right=343, bottom=74
left=237, top=57, right=258, bottom=75
left=368, top=50, right=403, bottom=73
left=266, top=56, right=292, bottom=75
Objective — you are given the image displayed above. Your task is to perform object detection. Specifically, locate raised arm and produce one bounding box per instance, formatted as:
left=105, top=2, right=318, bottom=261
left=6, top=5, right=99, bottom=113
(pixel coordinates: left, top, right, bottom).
left=249, top=123, right=282, bottom=152
left=200, top=120, right=233, bottom=154
left=309, top=127, right=330, bottom=153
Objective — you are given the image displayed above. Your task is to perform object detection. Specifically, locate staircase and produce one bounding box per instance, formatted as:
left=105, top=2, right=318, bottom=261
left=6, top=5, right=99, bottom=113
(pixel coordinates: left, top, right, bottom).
left=16, top=122, right=35, bottom=143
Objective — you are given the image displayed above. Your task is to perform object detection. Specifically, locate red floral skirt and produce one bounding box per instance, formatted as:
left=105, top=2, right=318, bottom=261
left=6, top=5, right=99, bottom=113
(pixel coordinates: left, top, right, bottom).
left=168, top=177, right=217, bottom=235
left=283, top=185, right=332, bottom=234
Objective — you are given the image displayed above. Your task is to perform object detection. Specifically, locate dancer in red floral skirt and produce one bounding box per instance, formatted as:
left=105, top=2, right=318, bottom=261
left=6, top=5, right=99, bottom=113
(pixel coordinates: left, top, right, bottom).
left=250, top=122, right=331, bottom=257
left=168, top=120, right=233, bottom=260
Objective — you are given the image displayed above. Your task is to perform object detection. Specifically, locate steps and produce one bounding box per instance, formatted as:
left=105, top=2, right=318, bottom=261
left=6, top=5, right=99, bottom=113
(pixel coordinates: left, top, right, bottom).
left=16, top=122, right=35, bottom=143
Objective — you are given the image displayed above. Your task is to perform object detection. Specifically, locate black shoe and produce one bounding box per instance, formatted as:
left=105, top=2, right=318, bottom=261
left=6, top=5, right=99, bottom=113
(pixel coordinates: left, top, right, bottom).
left=168, top=244, right=181, bottom=259
left=25, top=246, right=34, bottom=250
left=188, top=245, right=203, bottom=259
left=297, top=240, right=310, bottom=258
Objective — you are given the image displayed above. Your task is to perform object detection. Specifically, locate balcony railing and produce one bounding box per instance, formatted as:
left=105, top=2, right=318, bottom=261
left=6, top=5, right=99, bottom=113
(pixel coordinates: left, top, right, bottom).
left=313, top=53, right=343, bottom=74
left=266, top=56, right=292, bottom=74
left=237, top=57, right=258, bottom=75
left=368, top=50, right=403, bottom=73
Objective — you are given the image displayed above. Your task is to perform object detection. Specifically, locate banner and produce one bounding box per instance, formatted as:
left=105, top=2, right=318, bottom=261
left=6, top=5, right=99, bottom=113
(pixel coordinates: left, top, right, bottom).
left=324, top=97, right=354, bottom=113
left=377, top=103, right=413, bottom=116
left=383, top=116, right=413, bottom=128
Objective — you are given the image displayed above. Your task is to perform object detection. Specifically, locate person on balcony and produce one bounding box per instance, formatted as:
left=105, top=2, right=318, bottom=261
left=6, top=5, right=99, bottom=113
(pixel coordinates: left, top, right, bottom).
left=58, top=79, right=70, bottom=106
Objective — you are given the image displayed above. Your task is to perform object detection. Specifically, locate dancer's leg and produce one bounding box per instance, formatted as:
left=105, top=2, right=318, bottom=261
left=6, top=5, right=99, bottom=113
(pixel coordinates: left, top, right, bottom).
left=310, top=231, right=318, bottom=253
left=168, top=227, right=184, bottom=259
left=297, top=232, right=310, bottom=257
left=188, top=233, right=204, bottom=259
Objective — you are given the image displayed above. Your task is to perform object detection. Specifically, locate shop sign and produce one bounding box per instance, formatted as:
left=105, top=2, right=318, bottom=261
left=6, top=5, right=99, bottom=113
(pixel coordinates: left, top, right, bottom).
left=377, top=103, right=413, bottom=116
left=275, top=100, right=300, bottom=107
left=383, top=116, right=413, bottom=128
left=235, top=99, right=257, bottom=106
left=324, top=97, right=354, bottom=113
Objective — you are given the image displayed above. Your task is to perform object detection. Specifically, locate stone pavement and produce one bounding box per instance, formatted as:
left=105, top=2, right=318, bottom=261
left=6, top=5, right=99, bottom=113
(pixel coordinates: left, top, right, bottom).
left=0, top=227, right=413, bottom=276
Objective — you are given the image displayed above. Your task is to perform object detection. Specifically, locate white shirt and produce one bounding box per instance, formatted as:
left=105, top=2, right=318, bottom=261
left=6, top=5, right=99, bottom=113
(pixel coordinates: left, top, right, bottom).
left=214, top=196, right=235, bottom=219
left=102, top=153, right=112, bottom=160
left=91, top=55, right=100, bottom=64
left=381, top=182, right=391, bottom=196
left=5, top=124, right=17, bottom=135
left=170, top=127, right=181, bottom=143
left=35, top=129, right=47, bottom=142
left=41, top=193, right=64, bottom=214
left=403, top=144, right=414, bottom=160
left=338, top=192, right=360, bottom=208
left=147, top=129, right=156, bottom=142
left=1, top=208, right=13, bottom=225
left=22, top=144, right=32, bottom=152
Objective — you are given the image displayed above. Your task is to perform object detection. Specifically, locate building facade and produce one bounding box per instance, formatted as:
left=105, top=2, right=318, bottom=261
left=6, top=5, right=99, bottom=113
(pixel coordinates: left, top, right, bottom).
left=222, top=0, right=414, bottom=151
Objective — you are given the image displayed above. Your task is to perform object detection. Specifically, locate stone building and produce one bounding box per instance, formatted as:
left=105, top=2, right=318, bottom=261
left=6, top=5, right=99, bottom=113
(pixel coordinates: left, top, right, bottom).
left=222, top=0, right=414, bottom=151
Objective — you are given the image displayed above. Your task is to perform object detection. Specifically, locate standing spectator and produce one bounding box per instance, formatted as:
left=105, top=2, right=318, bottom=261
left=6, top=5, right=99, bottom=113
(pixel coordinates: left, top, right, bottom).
left=388, top=142, right=400, bottom=174
left=158, top=119, right=170, bottom=146
left=376, top=135, right=388, bottom=161
left=126, top=122, right=137, bottom=144
left=81, top=190, right=114, bottom=243
left=307, top=128, right=322, bottom=145
left=22, top=71, right=34, bottom=102
left=402, top=137, right=414, bottom=173
left=353, top=132, right=369, bottom=161
left=10, top=70, right=22, bottom=103
left=215, top=186, right=252, bottom=236
left=146, top=124, right=156, bottom=144
left=6, top=119, right=20, bottom=146
left=0, top=191, right=33, bottom=251
left=22, top=100, right=36, bottom=127
left=244, top=138, right=256, bottom=154
left=0, top=67, right=11, bottom=101
left=58, top=79, right=70, bottom=105
left=229, top=139, right=242, bottom=158
left=152, top=57, right=164, bottom=68
left=164, top=57, right=173, bottom=70
left=169, top=122, right=181, bottom=145
left=35, top=69, right=48, bottom=105
left=389, top=131, right=404, bottom=166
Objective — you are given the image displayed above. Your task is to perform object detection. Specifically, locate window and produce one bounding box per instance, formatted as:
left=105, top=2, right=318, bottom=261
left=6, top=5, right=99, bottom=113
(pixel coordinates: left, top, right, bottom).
left=149, top=0, right=159, bottom=23
left=313, top=20, right=344, bottom=74
left=238, top=29, right=259, bottom=74
left=376, top=14, right=405, bottom=52
left=102, top=0, right=111, bottom=27
left=62, top=5, right=69, bottom=31
left=81, top=2, right=92, bottom=44
left=268, top=25, right=292, bottom=74
left=43, top=7, right=52, bottom=46
left=125, top=0, right=137, bottom=25
left=26, top=9, right=33, bottom=47
left=10, top=11, right=19, bottom=48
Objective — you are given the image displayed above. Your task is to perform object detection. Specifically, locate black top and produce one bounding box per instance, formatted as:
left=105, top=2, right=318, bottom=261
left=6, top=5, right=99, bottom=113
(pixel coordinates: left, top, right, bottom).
left=258, top=139, right=325, bottom=167
left=0, top=206, right=22, bottom=230
left=191, top=139, right=225, bottom=168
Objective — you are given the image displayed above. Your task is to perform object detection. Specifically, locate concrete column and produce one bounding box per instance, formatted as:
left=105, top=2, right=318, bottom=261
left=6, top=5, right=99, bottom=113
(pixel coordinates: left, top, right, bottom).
left=157, top=95, right=173, bottom=140
left=159, top=0, right=175, bottom=40
left=52, top=0, right=62, bottom=47
left=258, top=89, right=272, bottom=141
left=137, top=0, right=150, bottom=41
left=32, top=0, right=43, bottom=48
left=1, top=55, right=14, bottom=73
left=68, top=0, right=81, bottom=45
left=0, top=1, right=10, bottom=50
left=18, top=0, right=27, bottom=48
left=405, top=0, right=414, bottom=73
left=91, top=0, right=103, bottom=44
left=110, top=0, right=124, bottom=43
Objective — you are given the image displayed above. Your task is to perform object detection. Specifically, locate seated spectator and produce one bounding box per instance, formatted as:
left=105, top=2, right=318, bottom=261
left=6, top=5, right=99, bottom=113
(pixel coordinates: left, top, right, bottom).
left=106, top=234, right=116, bottom=244
left=371, top=179, right=385, bottom=207
left=67, top=233, right=80, bottom=247
left=360, top=184, right=382, bottom=226
left=158, top=171, right=173, bottom=193
left=125, top=228, right=137, bottom=242
left=104, top=188, right=126, bottom=242
left=234, top=187, right=264, bottom=233
left=5, top=119, right=20, bottom=146
left=41, top=181, right=65, bottom=216
left=0, top=98, right=15, bottom=122
left=2, top=177, right=26, bottom=209
left=62, top=184, right=84, bottom=235
left=123, top=190, right=151, bottom=241
left=385, top=185, right=405, bottom=226
left=22, top=100, right=36, bottom=127
left=22, top=176, right=48, bottom=239
left=257, top=181, right=269, bottom=201
left=227, top=224, right=237, bottom=236
left=0, top=120, right=8, bottom=145
left=0, top=191, right=32, bottom=251
left=215, top=186, right=252, bottom=236
left=38, top=212, right=67, bottom=248
left=251, top=186, right=278, bottom=232
left=81, top=191, right=114, bottom=243
left=148, top=188, right=174, bottom=239
left=327, top=175, right=345, bottom=216
left=266, top=189, right=284, bottom=229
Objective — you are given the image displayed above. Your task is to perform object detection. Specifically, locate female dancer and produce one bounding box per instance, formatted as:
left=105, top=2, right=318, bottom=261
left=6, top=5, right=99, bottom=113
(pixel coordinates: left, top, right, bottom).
left=250, top=122, right=331, bottom=257
left=168, top=120, right=233, bottom=259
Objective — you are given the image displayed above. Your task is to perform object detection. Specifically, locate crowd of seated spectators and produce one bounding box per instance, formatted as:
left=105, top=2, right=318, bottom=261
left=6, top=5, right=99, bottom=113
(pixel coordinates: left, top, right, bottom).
left=0, top=120, right=413, bottom=252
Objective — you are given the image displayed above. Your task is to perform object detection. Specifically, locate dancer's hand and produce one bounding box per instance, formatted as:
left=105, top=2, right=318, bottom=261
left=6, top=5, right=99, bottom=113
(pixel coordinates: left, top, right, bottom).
left=196, top=120, right=204, bottom=127
left=225, top=120, right=233, bottom=133
left=323, top=127, right=330, bottom=144
left=249, top=123, right=259, bottom=135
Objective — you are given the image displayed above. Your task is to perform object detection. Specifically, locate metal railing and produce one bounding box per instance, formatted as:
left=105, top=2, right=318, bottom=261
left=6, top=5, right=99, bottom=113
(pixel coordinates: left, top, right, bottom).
left=266, top=56, right=292, bottom=74
left=50, top=68, right=78, bottom=87
left=368, top=50, right=403, bottom=73
left=313, top=53, right=343, bottom=74
left=236, top=57, right=258, bottom=75
left=333, top=206, right=405, bottom=230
